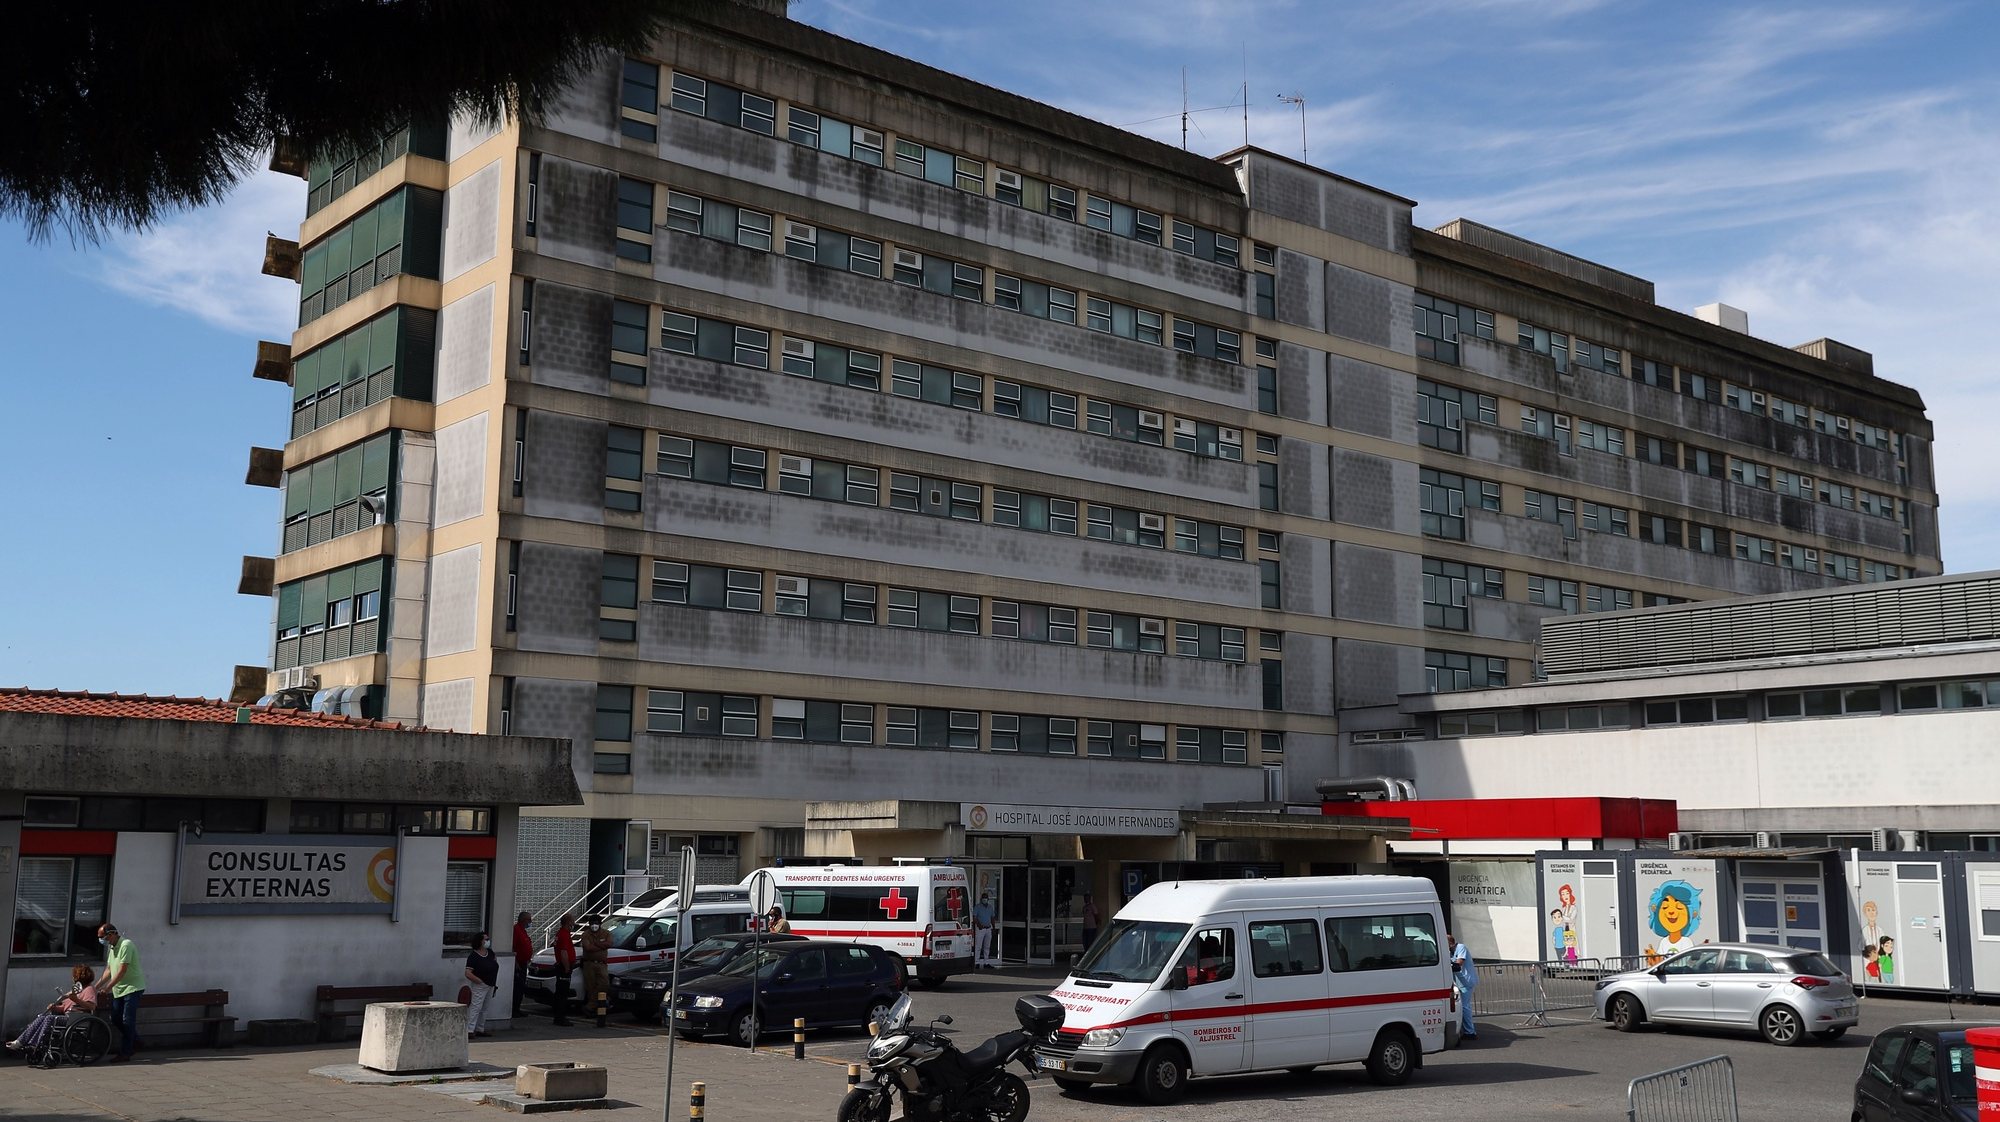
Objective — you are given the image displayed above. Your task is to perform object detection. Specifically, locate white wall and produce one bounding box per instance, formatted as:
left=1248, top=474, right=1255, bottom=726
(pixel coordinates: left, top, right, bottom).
left=1413, top=709, right=2000, bottom=813
left=3, top=834, right=510, bottom=1032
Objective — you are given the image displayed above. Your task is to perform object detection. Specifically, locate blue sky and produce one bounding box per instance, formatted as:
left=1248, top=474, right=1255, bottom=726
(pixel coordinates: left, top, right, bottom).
left=1, top=0, right=1995, bottom=697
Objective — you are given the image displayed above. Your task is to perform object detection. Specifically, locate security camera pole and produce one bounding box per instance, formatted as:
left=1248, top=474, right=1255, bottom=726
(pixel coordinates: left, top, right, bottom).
left=661, top=845, right=696, bottom=1122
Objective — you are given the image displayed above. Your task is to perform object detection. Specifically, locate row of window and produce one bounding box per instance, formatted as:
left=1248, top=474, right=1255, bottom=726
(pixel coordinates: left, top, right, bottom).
left=1438, top=677, right=2000, bottom=736
left=280, top=433, right=396, bottom=554
left=272, top=558, right=389, bottom=670
left=594, top=555, right=1274, bottom=665
left=616, top=181, right=1247, bottom=362
left=1415, top=292, right=1900, bottom=454
left=288, top=306, right=437, bottom=439
left=621, top=62, right=1246, bottom=268
left=1419, top=467, right=1907, bottom=584
left=298, top=186, right=442, bottom=326
left=1418, top=379, right=1901, bottom=523
left=606, top=300, right=1265, bottom=465
left=590, top=684, right=1265, bottom=764
left=305, top=120, right=446, bottom=217
left=613, top=430, right=1269, bottom=573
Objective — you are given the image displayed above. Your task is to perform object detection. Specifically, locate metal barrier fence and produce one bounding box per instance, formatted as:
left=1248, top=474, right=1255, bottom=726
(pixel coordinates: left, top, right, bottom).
left=1469, top=957, right=1652, bottom=1026
left=1627, top=1055, right=1738, bottom=1122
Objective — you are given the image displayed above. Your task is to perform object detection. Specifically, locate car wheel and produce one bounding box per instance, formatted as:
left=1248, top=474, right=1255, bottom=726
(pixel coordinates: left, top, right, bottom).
left=1610, top=994, right=1644, bottom=1033
left=1365, top=1027, right=1416, bottom=1086
left=864, top=996, right=894, bottom=1031
left=729, top=1007, right=761, bottom=1048
left=1814, top=1027, right=1848, bottom=1043
left=1760, top=1005, right=1804, bottom=1046
left=1134, top=1042, right=1189, bottom=1105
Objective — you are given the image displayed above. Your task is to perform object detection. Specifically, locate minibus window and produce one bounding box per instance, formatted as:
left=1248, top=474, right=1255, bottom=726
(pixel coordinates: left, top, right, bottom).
left=1248, top=919, right=1323, bottom=977
left=1173, top=927, right=1236, bottom=986
left=1073, top=919, right=1190, bottom=984
left=1324, top=912, right=1439, bottom=972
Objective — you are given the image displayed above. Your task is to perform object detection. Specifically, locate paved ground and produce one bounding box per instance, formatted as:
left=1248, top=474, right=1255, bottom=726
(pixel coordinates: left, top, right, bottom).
left=0, top=968, right=1983, bottom=1121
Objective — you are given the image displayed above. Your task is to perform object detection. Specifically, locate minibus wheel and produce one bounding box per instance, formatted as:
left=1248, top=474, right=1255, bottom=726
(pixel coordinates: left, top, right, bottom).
left=1135, top=1042, right=1190, bottom=1104
left=1365, top=1026, right=1416, bottom=1086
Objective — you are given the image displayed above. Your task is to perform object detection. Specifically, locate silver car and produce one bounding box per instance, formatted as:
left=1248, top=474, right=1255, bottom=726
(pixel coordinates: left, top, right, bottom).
left=1593, top=942, right=1859, bottom=1046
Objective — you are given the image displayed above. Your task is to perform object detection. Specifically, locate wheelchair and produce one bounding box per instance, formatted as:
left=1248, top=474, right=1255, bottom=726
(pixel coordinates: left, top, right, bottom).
left=24, top=1011, right=113, bottom=1068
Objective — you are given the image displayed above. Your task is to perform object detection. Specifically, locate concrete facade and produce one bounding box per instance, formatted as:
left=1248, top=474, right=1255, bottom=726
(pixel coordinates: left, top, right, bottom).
left=247, top=2, right=1939, bottom=933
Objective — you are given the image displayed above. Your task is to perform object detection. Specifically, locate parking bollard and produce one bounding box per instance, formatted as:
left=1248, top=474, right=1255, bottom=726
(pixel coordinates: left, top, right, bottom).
left=848, top=1063, right=860, bottom=1087
left=794, top=1017, right=806, bottom=1059
left=596, top=991, right=607, bottom=1028
left=690, top=1081, right=705, bottom=1121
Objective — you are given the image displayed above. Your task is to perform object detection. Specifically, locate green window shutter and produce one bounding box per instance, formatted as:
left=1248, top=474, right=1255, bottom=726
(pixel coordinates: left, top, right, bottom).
left=361, top=434, right=393, bottom=493
left=325, top=565, right=355, bottom=605
left=300, top=575, right=329, bottom=627
left=354, top=558, right=385, bottom=594
left=276, top=581, right=302, bottom=630
left=301, top=243, right=328, bottom=298
left=308, top=458, right=337, bottom=515
left=403, top=188, right=443, bottom=279
left=292, top=348, right=320, bottom=404
left=283, top=471, right=310, bottom=518
left=325, top=225, right=353, bottom=283
left=397, top=308, right=437, bottom=401
left=349, top=207, right=379, bottom=270
left=376, top=189, right=407, bottom=252
left=334, top=446, right=363, bottom=504
left=368, top=310, right=398, bottom=375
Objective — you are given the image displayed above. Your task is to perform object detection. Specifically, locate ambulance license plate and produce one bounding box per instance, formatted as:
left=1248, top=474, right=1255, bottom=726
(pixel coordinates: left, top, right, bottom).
left=1038, top=1056, right=1066, bottom=1072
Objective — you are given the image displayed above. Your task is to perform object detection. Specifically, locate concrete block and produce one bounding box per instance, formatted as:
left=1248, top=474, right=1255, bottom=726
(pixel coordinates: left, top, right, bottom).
left=517, top=1062, right=609, bottom=1101
left=358, top=1001, right=469, bottom=1073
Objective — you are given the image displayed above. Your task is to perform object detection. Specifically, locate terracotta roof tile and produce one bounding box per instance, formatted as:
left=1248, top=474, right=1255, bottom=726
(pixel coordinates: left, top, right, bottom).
left=0, top=688, right=423, bottom=732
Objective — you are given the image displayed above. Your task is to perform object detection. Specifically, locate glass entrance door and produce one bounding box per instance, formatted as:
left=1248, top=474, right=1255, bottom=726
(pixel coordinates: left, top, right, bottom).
left=1029, top=866, right=1055, bottom=964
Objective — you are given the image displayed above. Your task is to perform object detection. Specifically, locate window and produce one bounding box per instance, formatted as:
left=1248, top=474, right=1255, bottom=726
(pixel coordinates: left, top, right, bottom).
left=621, top=58, right=660, bottom=113
left=1766, top=687, right=1881, bottom=719
left=1642, top=696, right=1750, bottom=725
left=595, top=684, right=633, bottom=742
left=1248, top=919, right=1323, bottom=977
left=1585, top=584, right=1633, bottom=613
left=1413, top=294, right=1494, bottom=364
left=1527, top=576, right=1579, bottom=612
left=739, top=92, right=775, bottom=135
left=444, top=861, right=489, bottom=946
left=1524, top=490, right=1578, bottom=540
left=1423, top=558, right=1502, bottom=630
left=1325, top=913, right=1439, bottom=972
left=1046, top=183, right=1078, bottom=222
left=1734, top=532, right=1777, bottom=566
left=1420, top=469, right=1477, bottom=540
left=669, top=73, right=707, bottom=115
left=1257, top=366, right=1278, bottom=415
left=1426, top=649, right=1507, bottom=692
left=616, top=178, right=653, bottom=262
left=1643, top=514, right=1684, bottom=548
left=1417, top=380, right=1497, bottom=452
left=601, top=553, right=638, bottom=641
left=1536, top=704, right=1633, bottom=732
left=787, top=106, right=821, bottom=147
left=12, top=855, right=109, bottom=957
left=1517, top=322, right=1570, bottom=372
left=1581, top=501, right=1629, bottom=536
left=1576, top=419, right=1625, bottom=456
left=1174, top=926, right=1237, bottom=987
left=1260, top=558, right=1281, bottom=609
left=1436, top=710, right=1527, bottom=738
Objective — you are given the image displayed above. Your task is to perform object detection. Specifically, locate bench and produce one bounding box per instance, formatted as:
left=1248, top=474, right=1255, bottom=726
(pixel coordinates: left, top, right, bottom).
left=314, top=983, right=434, bottom=1042
left=134, top=989, right=236, bottom=1048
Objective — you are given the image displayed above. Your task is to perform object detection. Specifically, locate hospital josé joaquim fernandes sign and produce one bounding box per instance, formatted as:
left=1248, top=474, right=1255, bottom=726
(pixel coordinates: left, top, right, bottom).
left=178, top=835, right=399, bottom=916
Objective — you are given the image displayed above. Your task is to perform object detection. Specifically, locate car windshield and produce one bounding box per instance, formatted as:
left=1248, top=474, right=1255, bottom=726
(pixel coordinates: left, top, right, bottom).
left=679, top=937, right=739, bottom=967
left=628, top=889, right=671, bottom=910
left=607, top=917, right=674, bottom=950
left=1071, top=920, right=1191, bottom=984
left=717, top=946, right=793, bottom=979
left=1775, top=952, right=1841, bottom=976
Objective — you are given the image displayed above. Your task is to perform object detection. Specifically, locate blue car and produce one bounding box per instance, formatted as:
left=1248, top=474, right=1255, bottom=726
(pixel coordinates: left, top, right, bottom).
left=669, top=940, right=904, bottom=1047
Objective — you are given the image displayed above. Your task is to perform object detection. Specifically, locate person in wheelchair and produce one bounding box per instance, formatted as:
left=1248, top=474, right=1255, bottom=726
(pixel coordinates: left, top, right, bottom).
left=6, top=965, right=98, bottom=1056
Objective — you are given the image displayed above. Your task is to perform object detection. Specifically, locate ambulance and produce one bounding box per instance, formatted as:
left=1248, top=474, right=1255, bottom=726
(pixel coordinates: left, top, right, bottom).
left=743, top=865, right=973, bottom=987
left=1032, top=876, right=1452, bottom=1104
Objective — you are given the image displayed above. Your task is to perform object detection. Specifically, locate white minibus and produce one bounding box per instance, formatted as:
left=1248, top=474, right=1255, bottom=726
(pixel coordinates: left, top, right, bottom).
left=1032, top=876, right=1452, bottom=1103
left=744, top=865, right=973, bottom=986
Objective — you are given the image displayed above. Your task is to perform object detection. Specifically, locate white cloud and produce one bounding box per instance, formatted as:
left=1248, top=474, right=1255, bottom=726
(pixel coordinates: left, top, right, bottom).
left=95, top=170, right=304, bottom=339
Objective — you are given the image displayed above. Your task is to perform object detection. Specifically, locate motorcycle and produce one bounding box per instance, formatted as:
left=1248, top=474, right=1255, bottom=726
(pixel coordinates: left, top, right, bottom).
left=835, top=992, right=1065, bottom=1122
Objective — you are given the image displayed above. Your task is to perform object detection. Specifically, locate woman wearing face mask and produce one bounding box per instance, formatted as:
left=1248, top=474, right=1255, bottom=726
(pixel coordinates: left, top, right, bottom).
left=464, top=933, right=500, bottom=1038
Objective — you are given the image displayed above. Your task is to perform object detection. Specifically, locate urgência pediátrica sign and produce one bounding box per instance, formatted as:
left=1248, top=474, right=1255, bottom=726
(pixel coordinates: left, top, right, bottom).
left=179, top=835, right=399, bottom=915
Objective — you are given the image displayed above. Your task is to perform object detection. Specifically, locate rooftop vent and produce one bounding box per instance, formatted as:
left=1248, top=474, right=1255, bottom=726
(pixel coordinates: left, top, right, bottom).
left=1695, top=302, right=1749, bottom=334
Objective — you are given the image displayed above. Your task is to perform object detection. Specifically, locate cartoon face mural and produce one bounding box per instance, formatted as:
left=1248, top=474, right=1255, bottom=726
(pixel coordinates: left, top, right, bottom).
left=1643, top=879, right=1703, bottom=965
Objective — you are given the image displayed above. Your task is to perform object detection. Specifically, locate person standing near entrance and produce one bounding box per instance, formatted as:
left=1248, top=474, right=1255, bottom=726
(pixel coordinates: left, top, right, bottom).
left=464, top=933, right=500, bottom=1038
left=551, top=913, right=577, bottom=1027
left=1081, top=894, right=1100, bottom=949
left=1449, top=930, right=1477, bottom=1042
left=579, top=914, right=612, bottom=1023
left=511, top=911, right=534, bottom=1019
left=972, top=894, right=996, bottom=968
left=95, top=922, right=145, bottom=1062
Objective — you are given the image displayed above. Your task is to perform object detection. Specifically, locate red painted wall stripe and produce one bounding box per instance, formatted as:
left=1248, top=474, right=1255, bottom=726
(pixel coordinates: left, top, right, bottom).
left=448, top=836, right=497, bottom=860
left=21, top=829, right=117, bottom=856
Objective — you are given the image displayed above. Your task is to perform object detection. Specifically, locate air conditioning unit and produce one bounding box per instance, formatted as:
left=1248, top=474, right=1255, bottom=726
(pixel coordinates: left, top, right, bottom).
left=1872, top=828, right=1895, bottom=851
left=1837, top=417, right=1852, bottom=434
left=787, top=220, right=817, bottom=242
left=1667, top=831, right=1696, bottom=851
left=1555, top=414, right=1572, bottom=431
left=1139, top=617, right=1166, bottom=637
left=995, top=169, right=1022, bottom=191
left=779, top=454, right=811, bottom=475
left=856, top=127, right=885, bottom=149
left=1139, top=512, right=1165, bottom=532
left=1754, top=831, right=1773, bottom=848
left=1173, top=417, right=1197, bottom=438
left=893, top=248, right=922, bottom=271
left=1752, top=391, right=1767, bottom=408
left=775, top=575, right=808, bottom=598
left=782, top=337, right=812, bottom=361
left=1138, top=410, right=1165, bottom=429
left=772, top=698, right=805, bottom=719
left=1219, top=427, right=1242, bottom=445
left=274, top=666, right=300, bottom=690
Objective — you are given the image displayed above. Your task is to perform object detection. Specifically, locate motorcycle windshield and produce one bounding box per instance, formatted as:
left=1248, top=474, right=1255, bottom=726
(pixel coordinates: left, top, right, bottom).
left=878, top=993, right=913, bottom=1032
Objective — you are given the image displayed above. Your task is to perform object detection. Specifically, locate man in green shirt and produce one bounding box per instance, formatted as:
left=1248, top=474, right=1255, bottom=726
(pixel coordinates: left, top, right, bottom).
left=96, top=922, right=146, bottom=1061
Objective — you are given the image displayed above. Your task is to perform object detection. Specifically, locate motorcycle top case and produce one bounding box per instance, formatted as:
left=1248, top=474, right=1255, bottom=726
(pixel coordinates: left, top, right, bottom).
left=1014, top=994, right=1066, bottom=1034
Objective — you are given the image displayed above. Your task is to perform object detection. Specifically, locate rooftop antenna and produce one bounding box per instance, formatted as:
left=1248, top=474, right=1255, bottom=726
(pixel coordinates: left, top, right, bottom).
left=1241, top=44, right=1249, bottom=148
left=1181, top=67, right=1188, bottom=151
left=1277, top=93, right=1307, bottom=164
